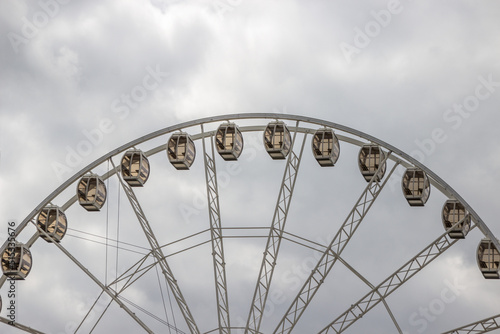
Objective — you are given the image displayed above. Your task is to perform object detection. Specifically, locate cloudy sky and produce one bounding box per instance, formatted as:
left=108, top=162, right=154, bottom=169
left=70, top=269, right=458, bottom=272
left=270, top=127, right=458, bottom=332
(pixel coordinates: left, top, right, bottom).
left=1, top=0, right=500, bottom=333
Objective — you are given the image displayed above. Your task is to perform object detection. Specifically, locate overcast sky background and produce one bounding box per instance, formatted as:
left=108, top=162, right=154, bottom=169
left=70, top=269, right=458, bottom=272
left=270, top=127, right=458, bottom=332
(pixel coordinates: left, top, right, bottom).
left=1, top=0, right=500, bottom=333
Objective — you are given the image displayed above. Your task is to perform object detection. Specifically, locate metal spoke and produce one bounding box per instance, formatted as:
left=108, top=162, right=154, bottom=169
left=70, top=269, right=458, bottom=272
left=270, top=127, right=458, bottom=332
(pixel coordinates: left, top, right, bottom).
left=110, top=158, right=200, bottom=334
left=245, top=123, right=307, bottom=334
left=89, top=297, right=113, bottom=333
left=318, top=220, right=476, bottom=334
left=201, top=124, right=231, bottom=333
left=0, top=317, right=46, bottom=334
left=274, top=152, right=395, bottom=334
left=111, top=254, right=154, bottom=293
left=75, top=290, right=107, bottom=333
left=281, top=231, right=403, bottom=333
left=108, top=229, right=213, bottom=293
left=33, top=222, right=155, bottom=333
left=3, top=113, right=500, bottom=279
left=118, top=295, right=187, bottom=333
left=3, top=114, right=500, bottom=333
left=442, top=314, right=500, bottom=334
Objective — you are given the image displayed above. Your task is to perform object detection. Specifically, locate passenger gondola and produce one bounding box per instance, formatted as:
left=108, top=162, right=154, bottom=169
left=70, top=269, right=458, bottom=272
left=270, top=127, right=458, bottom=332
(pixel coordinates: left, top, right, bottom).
left=312, top=128, right=340, bottom=167
left=77, top=174, right=107, bottom=211
left=121, top=150, right=150, bottom=186
left=36, top=206, right=68, bottom=242
left=167, top=132, right=196, bottom=170
left=401, top=168, right=431, bottom=206
left=263, top=121, right=291, bottom=160
left=477, top=239, right=500, bottom=279
left=216, top=123, right=244, bottom=161
left=358, top=144, right=386, bottom=181
left=442, top=200, right=471, bottom=239
left=1, top=243, right=32, bottom=280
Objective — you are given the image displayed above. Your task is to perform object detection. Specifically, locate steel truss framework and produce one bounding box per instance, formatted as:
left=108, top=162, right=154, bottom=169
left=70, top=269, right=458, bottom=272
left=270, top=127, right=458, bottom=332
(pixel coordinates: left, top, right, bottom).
left=274, top=151, right=396, bottom=334
left=319, top=216, right=474, bottom=333
left=443, top=314, right=500, bottom=334
left=1, top=113, right=499, bottom=334
left=34, top=220, right=156, bottom=333
left=110, top=158, right=200, bottom=333
left=246, top=122, right=307, bottom=334
left=201, top=124, right=231, bottom=333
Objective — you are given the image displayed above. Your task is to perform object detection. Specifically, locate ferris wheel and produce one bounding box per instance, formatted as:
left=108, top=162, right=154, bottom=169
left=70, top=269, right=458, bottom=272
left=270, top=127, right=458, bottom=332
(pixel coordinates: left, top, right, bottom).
left=1, top=113, right=499, bottom=333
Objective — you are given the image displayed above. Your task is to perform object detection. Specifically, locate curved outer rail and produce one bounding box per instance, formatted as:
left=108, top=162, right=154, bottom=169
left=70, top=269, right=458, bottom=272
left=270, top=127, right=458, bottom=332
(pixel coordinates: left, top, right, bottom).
left=3, top=113, right=498, bottom=250
left=1, top=113, right=498, bottom=307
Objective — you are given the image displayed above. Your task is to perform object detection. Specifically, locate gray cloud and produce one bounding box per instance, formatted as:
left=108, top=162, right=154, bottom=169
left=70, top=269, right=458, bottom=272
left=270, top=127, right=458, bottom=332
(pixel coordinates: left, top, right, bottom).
left=1, top=0, right=500, bottom=333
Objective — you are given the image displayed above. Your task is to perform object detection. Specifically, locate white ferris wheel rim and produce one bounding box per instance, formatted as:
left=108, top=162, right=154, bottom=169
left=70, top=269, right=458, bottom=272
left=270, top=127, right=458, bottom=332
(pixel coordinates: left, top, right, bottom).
left=1, top=113, right=499, bottom=334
